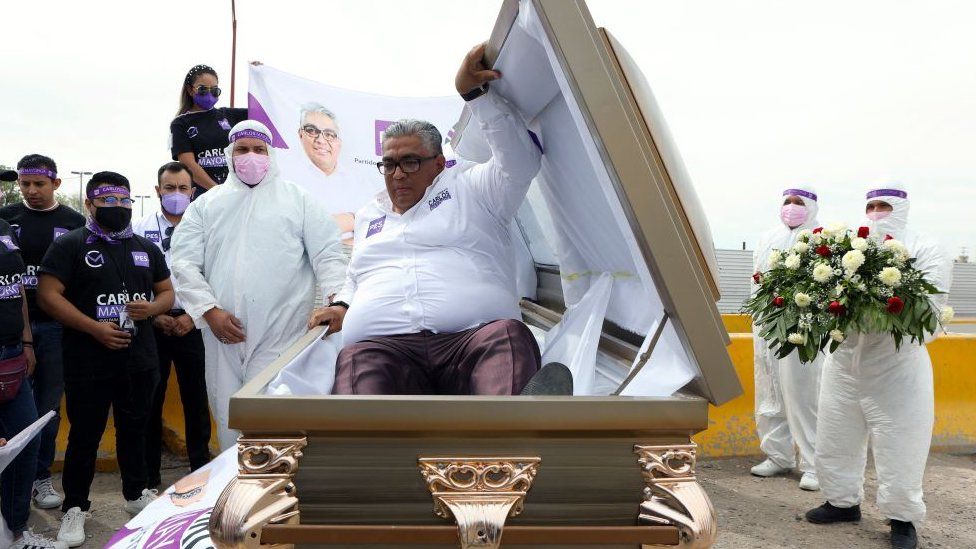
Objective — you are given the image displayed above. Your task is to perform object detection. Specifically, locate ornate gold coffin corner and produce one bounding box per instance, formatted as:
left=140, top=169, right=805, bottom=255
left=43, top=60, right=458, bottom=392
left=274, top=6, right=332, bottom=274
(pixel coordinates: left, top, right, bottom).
left=635, top=443, right=716, bottom=549
left=419, top=457, right=542, bottom=548
left=210, top=437, right=308, bottom=549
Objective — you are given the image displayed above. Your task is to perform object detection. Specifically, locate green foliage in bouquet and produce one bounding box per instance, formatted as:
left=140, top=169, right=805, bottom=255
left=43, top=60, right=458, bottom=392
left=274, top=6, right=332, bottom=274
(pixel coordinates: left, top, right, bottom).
left=745, top=224, right=950, bottom=363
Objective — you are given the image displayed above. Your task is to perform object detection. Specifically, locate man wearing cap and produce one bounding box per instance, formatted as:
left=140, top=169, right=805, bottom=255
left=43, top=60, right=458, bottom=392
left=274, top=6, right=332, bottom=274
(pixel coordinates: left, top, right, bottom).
left=37, top=172, right=174, bottom=545
left=0, top=154, right=85, bottom=511
left=170, top=120, right=347, bottom=450
left=806, top=182, right=952, bottom=549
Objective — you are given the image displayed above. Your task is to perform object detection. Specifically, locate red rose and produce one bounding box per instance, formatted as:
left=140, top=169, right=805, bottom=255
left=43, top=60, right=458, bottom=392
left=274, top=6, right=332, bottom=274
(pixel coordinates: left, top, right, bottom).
left=886, top=296, right=905, bottom=315
left=812, top=227, right=824, bottom=234
left=828, top=301, right=845, bottom=316
left=753, top=272, right=762, bottom=284
left=815, top=245, right=832, bottom=258
left=884, top=234, right=894, bottom=241
left=857, top=226, right=870, bottom=238
left=773, top=296, right=785, bottom=307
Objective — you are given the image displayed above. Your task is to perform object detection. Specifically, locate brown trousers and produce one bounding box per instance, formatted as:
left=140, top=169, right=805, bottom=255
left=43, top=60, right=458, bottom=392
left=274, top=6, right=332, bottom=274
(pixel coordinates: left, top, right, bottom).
left=332, top=319, right=541, bottom=395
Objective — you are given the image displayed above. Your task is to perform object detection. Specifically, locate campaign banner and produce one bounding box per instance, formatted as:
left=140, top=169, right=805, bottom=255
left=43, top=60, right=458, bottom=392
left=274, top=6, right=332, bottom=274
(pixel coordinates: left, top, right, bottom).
left=247, top=65, right=463, bottom=239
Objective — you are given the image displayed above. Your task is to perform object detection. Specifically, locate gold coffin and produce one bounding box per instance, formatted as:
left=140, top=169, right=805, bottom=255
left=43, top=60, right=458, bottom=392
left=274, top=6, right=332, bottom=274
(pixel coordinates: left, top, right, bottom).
left=211, top=0, right=742, bottom=547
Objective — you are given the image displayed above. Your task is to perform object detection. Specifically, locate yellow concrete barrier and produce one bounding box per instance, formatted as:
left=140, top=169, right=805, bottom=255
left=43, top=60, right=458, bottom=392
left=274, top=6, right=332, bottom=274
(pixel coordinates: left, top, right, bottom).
left=54, top=316, right=976, bottom=467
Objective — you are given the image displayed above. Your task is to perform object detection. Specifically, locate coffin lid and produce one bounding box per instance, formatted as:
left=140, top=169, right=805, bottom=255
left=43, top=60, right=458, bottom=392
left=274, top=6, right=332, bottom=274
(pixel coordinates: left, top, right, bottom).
left=454, top=0, right=742, bottom=405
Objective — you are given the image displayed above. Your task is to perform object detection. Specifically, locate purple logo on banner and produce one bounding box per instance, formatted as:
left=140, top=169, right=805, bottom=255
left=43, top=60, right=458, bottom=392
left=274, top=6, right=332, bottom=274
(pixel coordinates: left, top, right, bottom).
left=428, top=189, right=452, bottom=211
left=53, top=227, right=69, bottom=239
left=141, top=507, right=211, bottom=548
left=366, top=215, right=386, bottom=238
left=374, top=120, right=394, bottom=156
left=132, top=251, right=150, bottom=267
left=0, top=236, right=18, bottom=251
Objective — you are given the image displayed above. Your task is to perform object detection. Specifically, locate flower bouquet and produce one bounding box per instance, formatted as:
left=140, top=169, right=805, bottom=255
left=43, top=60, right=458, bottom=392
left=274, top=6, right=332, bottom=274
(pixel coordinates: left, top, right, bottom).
left=746, top=223, right=952, bottom=363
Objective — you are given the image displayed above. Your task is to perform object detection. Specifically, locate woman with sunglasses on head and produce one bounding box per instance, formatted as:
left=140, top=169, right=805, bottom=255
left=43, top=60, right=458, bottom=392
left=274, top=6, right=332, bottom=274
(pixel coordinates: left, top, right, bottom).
left=169, top=64, right=248, bottom=198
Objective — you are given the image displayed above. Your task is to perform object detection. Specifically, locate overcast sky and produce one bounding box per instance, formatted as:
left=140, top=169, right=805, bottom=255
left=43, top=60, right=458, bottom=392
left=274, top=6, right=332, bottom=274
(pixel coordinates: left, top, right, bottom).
left=3, top=1, right=973, bottom=256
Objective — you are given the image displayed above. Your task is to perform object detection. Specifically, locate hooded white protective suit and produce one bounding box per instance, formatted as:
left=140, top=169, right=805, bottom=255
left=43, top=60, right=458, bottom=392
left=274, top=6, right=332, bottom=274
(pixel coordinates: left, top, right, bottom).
left=171, top=120, right=347, bottom=449
left=752, top=186, right=822, bottom=471
left=815, top=182, right=952, bottom=523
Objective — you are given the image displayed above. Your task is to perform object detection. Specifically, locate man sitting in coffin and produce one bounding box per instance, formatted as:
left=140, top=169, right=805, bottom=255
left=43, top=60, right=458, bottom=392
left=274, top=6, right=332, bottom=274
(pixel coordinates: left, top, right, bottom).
left=307, top=43, right=548, bottom=396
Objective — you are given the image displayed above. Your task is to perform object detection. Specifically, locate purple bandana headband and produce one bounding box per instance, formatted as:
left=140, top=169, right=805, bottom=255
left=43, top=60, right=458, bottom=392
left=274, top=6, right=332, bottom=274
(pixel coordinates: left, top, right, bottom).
left=230, top=129, right=271, bottom=144
left=866, top=189, right=907, bottom=200
left=783, top=189, right=817, bottom=201
left=88, top=185, right=131, bottom=199
left=18, top=168, right=57, bottom=180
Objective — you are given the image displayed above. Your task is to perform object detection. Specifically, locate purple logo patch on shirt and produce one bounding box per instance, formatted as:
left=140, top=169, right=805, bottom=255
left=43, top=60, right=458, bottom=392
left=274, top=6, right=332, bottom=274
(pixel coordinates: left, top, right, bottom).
left=53, top=227, right=69, bottom=239
left=0, top=283, right=21, bottom=299
left=366, top=215, right=386, bottom=238
left=145, top=230, right=161, bottom=243
left=428, top=189, right=452, bottom=211
left=0, top=236, right=18, bottom=251
left=218, top=118, right=232, bottom=130
left=132, top=251, right=150, bottom=267
left=187, top=126, right=199, bottom=139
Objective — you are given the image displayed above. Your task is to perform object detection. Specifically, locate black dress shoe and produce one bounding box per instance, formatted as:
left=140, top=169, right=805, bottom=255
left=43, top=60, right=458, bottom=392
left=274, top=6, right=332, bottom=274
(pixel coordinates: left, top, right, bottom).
left=805, top=502, right=862, bottom=524
left=519, top=362, right=573, bottom=395
left=890, top=520, right=918, bottom=548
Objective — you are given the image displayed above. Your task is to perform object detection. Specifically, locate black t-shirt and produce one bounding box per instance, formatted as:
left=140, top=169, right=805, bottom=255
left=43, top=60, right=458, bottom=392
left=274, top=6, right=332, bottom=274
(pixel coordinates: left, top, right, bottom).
left=0, top=203, right=86, bottom=323
left=0, top=220, right=26, bottom=345
left=169, top=107, right=248, bottom=190
left=40, top=228, right=169, bottom=378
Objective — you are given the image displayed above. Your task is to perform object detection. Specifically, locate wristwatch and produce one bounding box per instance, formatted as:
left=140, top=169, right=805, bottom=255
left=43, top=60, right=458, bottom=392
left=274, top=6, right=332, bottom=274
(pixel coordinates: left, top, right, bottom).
left=330, top=301, right=350, bottom=310
left=461, top=83, right=489, bottom=102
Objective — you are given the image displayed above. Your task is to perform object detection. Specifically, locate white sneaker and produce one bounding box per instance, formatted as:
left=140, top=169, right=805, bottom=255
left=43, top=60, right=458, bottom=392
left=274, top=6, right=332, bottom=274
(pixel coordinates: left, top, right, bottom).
left=799, top=472, right=821, bottom=491
left=750, top=458, right=792, bottom=477
left=57, top=507, right=89, bottom=548
left=123, top=488, right=158, bottom=515
left=32, top=478, right=64, bottom=509
left=12, top=529, right=69, bottom=549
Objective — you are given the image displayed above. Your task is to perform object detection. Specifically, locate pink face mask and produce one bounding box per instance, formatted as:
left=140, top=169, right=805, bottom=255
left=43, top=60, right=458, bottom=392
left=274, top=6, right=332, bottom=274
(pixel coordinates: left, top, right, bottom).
left=233, top=152, right=271, bottom=186
left=780, top=204, right=808, bottom=228
left=867, top=211, right=891, bottom=221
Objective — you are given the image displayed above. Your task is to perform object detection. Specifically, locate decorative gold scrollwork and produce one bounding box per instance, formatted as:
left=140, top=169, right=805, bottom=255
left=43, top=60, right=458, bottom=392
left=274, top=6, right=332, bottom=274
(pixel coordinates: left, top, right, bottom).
left=634, top=443, right=716, bottom=549
left=419, top=457, right=541, bottom=548
left=210, top=437, right=308, bottom=549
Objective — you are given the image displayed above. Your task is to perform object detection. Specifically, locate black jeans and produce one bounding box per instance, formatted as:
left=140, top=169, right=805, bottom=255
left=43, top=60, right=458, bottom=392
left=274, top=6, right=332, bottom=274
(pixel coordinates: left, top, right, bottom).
left=146, top=326, right=211, bottom=486
left=61, top=366, right=158, bottom=511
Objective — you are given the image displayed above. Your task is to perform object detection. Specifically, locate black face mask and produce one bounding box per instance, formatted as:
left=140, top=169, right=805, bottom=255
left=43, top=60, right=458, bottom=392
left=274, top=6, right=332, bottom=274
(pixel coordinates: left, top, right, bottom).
left=94, top=206, right=132, bottom=232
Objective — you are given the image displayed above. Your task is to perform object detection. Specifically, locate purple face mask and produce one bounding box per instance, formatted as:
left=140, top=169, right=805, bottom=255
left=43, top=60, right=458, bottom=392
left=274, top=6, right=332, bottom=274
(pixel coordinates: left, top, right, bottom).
left=161, top=192, right=191, bottom=216
left=867, top=211, right=891, bottom=221
left=193, top=92, right=218, bottom=110
left=780, top=204, right=808, bottom=228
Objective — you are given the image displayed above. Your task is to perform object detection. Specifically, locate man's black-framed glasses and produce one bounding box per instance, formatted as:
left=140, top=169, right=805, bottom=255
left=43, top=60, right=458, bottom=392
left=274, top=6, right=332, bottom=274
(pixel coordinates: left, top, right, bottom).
left=162, top=226, right=175, bottom=252
left=195, top=85, right=221, bottom=98
left=301, top=124, right=339, bottom=142
left=376, top=155, right=438, bottom=175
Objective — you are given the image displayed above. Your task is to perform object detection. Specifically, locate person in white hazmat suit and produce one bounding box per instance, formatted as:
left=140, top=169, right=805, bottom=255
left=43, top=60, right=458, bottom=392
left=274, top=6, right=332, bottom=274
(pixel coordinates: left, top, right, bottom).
left=170, top=120, right=347, bottom=450
left=750, top=186, right=824, bottom=491
left=805, top=182, right=952, bottom=549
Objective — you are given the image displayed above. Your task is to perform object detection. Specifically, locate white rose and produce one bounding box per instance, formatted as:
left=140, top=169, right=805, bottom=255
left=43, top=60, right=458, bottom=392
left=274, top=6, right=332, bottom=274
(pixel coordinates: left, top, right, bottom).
left=829, top=329, right=845, bottom=342
left=841, top=250, right=866, bottom=272
left=824, top=222, right=847, bottom=237
left=812, top=263, right=833, bottom=283
left=792, top=241, right=810, bottom=254
left=784, top=253, right=802, bottom=270
left=797, top=229, right=812, bottom=241
left=809, top=232, right=823, bottom=245
left=878, top=266, right=902, bottom=287
left=940, top=306, right=955, bottom=324
left=768, top=250, right=783, bottom=269
left=787, top=332, right=807, bottom=345
left=794, top=292, right=812, bottom=307
left=883, top=239, right=907, bottom=253
left=850, top=237, right=868, bottom=251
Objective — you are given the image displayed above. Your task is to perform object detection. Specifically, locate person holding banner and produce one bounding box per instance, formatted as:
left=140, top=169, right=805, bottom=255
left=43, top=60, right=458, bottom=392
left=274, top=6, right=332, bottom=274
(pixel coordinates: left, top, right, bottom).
left=312, top=42, right=544, bottom=396
left=0, top=218, right=65, bottom=549
left=169, top=64, right=248, bottom=197
left=170, top=120, right=347, bottom=450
